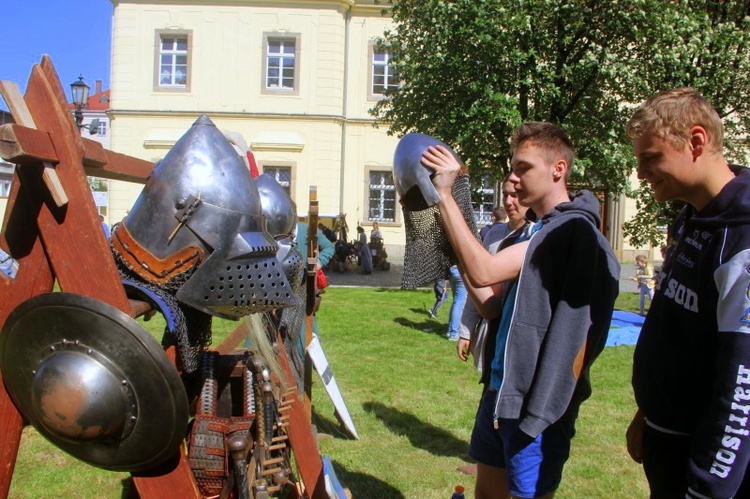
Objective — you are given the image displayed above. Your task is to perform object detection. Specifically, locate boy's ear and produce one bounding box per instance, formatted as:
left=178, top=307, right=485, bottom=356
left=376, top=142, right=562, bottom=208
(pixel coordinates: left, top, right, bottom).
left=552, top=160, right=567, bottom=180
left=689, top=126, right=709, bottom=159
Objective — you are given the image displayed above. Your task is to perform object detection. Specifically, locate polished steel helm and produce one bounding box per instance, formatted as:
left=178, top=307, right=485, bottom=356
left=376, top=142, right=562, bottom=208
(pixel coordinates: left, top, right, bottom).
left=256, top=173, right=297, bottom=239
left=393, top=133, right=464, bottom=211
left=256, top=173, right=304, bottom=294
left=0, top=293, right=189, bottom=471
left=112, top=115, right=295, bottom=319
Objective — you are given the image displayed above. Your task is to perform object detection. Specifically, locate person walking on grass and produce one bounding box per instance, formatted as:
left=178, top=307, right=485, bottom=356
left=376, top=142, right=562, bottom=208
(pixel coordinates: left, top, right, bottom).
left=629, top=254, right=655, bottom=316
left=625, top=88, right=750, bottom=498
left=422, top=122, right=619, bottom=499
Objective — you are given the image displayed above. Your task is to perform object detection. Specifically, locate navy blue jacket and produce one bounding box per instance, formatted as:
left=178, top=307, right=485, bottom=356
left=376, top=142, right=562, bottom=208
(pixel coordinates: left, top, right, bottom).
left=633, top=165, right=750, bottom=498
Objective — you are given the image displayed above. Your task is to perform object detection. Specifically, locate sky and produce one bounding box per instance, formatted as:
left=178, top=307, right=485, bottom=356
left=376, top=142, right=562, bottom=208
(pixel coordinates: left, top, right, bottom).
left=0, top=0, right=113, bottom=112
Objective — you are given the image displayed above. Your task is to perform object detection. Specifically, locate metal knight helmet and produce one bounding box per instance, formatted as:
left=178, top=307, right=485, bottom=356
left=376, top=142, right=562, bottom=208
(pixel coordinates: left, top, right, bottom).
left=255, top=172, right=304, bottom=294
left=111, top=115, right=296, bottom=319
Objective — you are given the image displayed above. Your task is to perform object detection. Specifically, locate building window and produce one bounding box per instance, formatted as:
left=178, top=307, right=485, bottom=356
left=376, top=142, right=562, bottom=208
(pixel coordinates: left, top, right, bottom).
left=96, top=120, right=107, bottom=135
left=471, top=174, right=497, bottom=227
left=368, top=171, right=396, bottom=223
left=0, top=163, right=14, bottom=198
left=154, top=31, right=192, bottom=92
left=262, top=34, right=300, bottom=95
left=0, top=178, right=11, bottom=198
left=369, top=44, right=399, bottom=99
left=263, top=165, right=292, bottom=196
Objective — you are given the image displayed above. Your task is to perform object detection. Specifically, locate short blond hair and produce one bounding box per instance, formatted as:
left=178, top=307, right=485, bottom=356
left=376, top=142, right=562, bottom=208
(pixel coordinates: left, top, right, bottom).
left=635, top=254, right=649, bottom=264
left=626, top=88, right=724, bottom=153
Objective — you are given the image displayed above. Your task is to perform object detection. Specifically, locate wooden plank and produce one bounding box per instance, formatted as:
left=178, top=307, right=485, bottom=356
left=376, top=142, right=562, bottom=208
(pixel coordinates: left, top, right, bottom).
left=0, top=124, right=58, bottom=165
left=130, top=453, right=202, bottom=499
left=0, top=81, right=35, bottom=127
left=0, top=80, right=68, bottom=207
left=22, top=57, right=130, bottom=312
left=275, top=331, right=327, bottom=499
left=82, top=140, right=153, bottom=184
left=0, top=170, right=56, bottom=497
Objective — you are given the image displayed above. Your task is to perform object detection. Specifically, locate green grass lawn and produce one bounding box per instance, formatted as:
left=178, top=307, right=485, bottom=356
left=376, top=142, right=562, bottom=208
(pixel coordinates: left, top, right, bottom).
left=8, top=289, right=647, bottom=498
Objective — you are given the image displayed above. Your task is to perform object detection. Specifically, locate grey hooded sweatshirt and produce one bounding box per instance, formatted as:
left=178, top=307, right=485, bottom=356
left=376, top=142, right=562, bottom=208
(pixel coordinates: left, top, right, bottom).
left=489, top=190, right=620, bottom=438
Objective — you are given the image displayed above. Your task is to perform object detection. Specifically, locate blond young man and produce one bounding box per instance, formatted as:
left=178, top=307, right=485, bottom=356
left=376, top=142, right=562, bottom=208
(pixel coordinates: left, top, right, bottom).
left=422, top=122, right=619, bottom=499
left=626, top=88, right=750, bottom=498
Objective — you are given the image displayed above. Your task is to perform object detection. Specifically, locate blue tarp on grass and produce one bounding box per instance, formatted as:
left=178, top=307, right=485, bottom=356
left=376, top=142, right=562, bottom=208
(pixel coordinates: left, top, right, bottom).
left=606, top=310, right=644, bottom=347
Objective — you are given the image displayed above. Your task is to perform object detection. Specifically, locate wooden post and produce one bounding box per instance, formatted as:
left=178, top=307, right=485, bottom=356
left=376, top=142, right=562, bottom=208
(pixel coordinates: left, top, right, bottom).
left=304, top=186, right=319, bottom=414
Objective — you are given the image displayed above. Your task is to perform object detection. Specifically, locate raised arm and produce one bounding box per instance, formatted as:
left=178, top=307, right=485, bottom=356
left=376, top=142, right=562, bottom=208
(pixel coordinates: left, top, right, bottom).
left=421, top=145, right=527, bottom=287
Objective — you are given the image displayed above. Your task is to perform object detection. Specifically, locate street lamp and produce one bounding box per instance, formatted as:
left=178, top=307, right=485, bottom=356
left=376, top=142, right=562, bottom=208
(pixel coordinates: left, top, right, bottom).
left=70, top=75, right=90, bottom=130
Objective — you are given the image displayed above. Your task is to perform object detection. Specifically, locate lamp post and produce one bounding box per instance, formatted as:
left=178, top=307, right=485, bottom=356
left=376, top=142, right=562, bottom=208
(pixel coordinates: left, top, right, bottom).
left=70, top=75, right=90, bottom=131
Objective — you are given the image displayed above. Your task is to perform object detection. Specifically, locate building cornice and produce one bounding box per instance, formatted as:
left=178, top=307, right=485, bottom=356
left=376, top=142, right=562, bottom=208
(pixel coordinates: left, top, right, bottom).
left=111, top=0, right=390, bottom=13
left=110, top=109, right=383, bottom=126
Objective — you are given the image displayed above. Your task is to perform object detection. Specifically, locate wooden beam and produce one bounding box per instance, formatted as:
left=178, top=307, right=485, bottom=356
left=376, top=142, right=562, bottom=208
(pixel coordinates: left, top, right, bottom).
left=0, top=124, right=58, bottom=165
left=82, top=140, right=153, bottom=184
left=0, top=170, right=56, bottom=497
left=0, top=80, right=68, bottom=207
left=22, top=56, right=131, bottom=311
left=0, top=125, right=153, bottom=185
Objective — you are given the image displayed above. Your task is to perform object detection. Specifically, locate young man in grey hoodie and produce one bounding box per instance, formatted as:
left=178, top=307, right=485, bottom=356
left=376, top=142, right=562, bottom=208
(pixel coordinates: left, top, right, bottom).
left=422, top=122, right=620, bottom=499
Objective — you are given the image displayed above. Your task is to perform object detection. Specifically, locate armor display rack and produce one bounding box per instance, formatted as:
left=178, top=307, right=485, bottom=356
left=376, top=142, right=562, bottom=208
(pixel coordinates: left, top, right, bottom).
left=0, top=56, right=327, bottom=498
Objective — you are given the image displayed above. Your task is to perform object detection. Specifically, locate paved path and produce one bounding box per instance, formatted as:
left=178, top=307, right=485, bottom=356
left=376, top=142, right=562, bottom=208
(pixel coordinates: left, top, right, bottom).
left=323, top=262, right=407, bottom=288
left=325, top=258, right=643, bottom=293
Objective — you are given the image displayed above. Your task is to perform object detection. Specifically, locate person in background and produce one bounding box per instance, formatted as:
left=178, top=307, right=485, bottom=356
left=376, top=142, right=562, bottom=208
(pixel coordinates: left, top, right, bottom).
left=625, top=88, right=750, bottom=498
left=446, top=265, right=467, bottom=341
left=296, top=221, right=335, bottom=270
left=370, top=221, right=383, bottom=242
left=429, top=277, right=449, bottom=319
left=100, top=214, right=111, bottom=239
left=318, top=222, right=337, bottom=243
left=629, top=254, right=655, bottom=316
left=356, top=226, right=373, bottom=275
left=458, top=176, right=529, bottom=370
left=479, top=206, right=507, bottom=241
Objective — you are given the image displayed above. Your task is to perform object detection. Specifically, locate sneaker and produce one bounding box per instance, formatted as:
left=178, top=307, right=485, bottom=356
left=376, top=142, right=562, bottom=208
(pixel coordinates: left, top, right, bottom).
left=447, top=334, right=458, bottom=341
left=428, top=309, right=437, bottom=319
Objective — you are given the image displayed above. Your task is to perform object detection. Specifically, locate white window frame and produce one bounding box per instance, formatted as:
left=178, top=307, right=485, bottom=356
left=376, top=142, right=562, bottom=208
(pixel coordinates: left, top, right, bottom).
left=154, top=31, right=192, bottom=92
left=261, top=163, right=295, bottom=199
left=366, top=168, right=398, bottom=224
left=262, top=33, right=301, bottom=96
left=471, top=174, right=498, bottom=227
left=368, top=43, right=399, bottom=100
left=0, top=178, right=11, bottom=198
left=0, top=163, right=14, bottom=198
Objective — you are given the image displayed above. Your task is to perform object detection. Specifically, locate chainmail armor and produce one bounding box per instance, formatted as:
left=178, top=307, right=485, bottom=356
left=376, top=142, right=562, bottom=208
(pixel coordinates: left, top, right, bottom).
left=401, top=174, right=479, bottom=289
left=112, top=234, right=212, bottom=373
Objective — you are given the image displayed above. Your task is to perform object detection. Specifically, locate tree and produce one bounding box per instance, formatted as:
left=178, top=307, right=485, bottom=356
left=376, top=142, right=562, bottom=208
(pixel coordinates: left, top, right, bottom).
left=621, top=1, right=750, bottom=244
left=372, top=0, right=750, bottom=246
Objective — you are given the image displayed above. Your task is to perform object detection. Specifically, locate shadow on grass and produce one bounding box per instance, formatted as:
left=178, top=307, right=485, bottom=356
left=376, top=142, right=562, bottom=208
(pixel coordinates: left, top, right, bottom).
left=393, top=316, right=448, bottom=337
left=363, top=401, right=471, bottom=460
left=120, top=478, right=131, bottom=499
left=331, top=459, right=405, bottom=498
left=313, top=409, right=358, bottom=441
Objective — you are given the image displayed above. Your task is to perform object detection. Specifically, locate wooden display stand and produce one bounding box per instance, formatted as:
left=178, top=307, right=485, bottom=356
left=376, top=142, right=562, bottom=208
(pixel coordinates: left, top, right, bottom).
left=0, top=56, right=326, bottom=498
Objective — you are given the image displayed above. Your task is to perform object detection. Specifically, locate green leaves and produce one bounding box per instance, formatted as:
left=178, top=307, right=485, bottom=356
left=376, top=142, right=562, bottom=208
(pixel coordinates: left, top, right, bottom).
left=373, top=0, right=750, bottom=246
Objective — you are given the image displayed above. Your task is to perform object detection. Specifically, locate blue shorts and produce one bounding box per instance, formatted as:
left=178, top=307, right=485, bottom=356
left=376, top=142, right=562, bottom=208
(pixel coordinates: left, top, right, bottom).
left=469, top=389, right=576, bottom=498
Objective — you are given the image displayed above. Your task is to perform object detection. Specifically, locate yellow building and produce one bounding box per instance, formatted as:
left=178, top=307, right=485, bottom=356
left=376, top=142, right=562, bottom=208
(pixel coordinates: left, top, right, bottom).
left=104, top=0, right=656, bottom=262
left=108, top=0, right=408, bottom=256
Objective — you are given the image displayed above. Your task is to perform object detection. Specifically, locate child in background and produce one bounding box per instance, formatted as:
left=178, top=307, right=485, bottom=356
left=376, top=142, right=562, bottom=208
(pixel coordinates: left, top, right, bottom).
left=429, top=277, right=449, bottom=319
left=630, top=254, right=655, bottom=316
